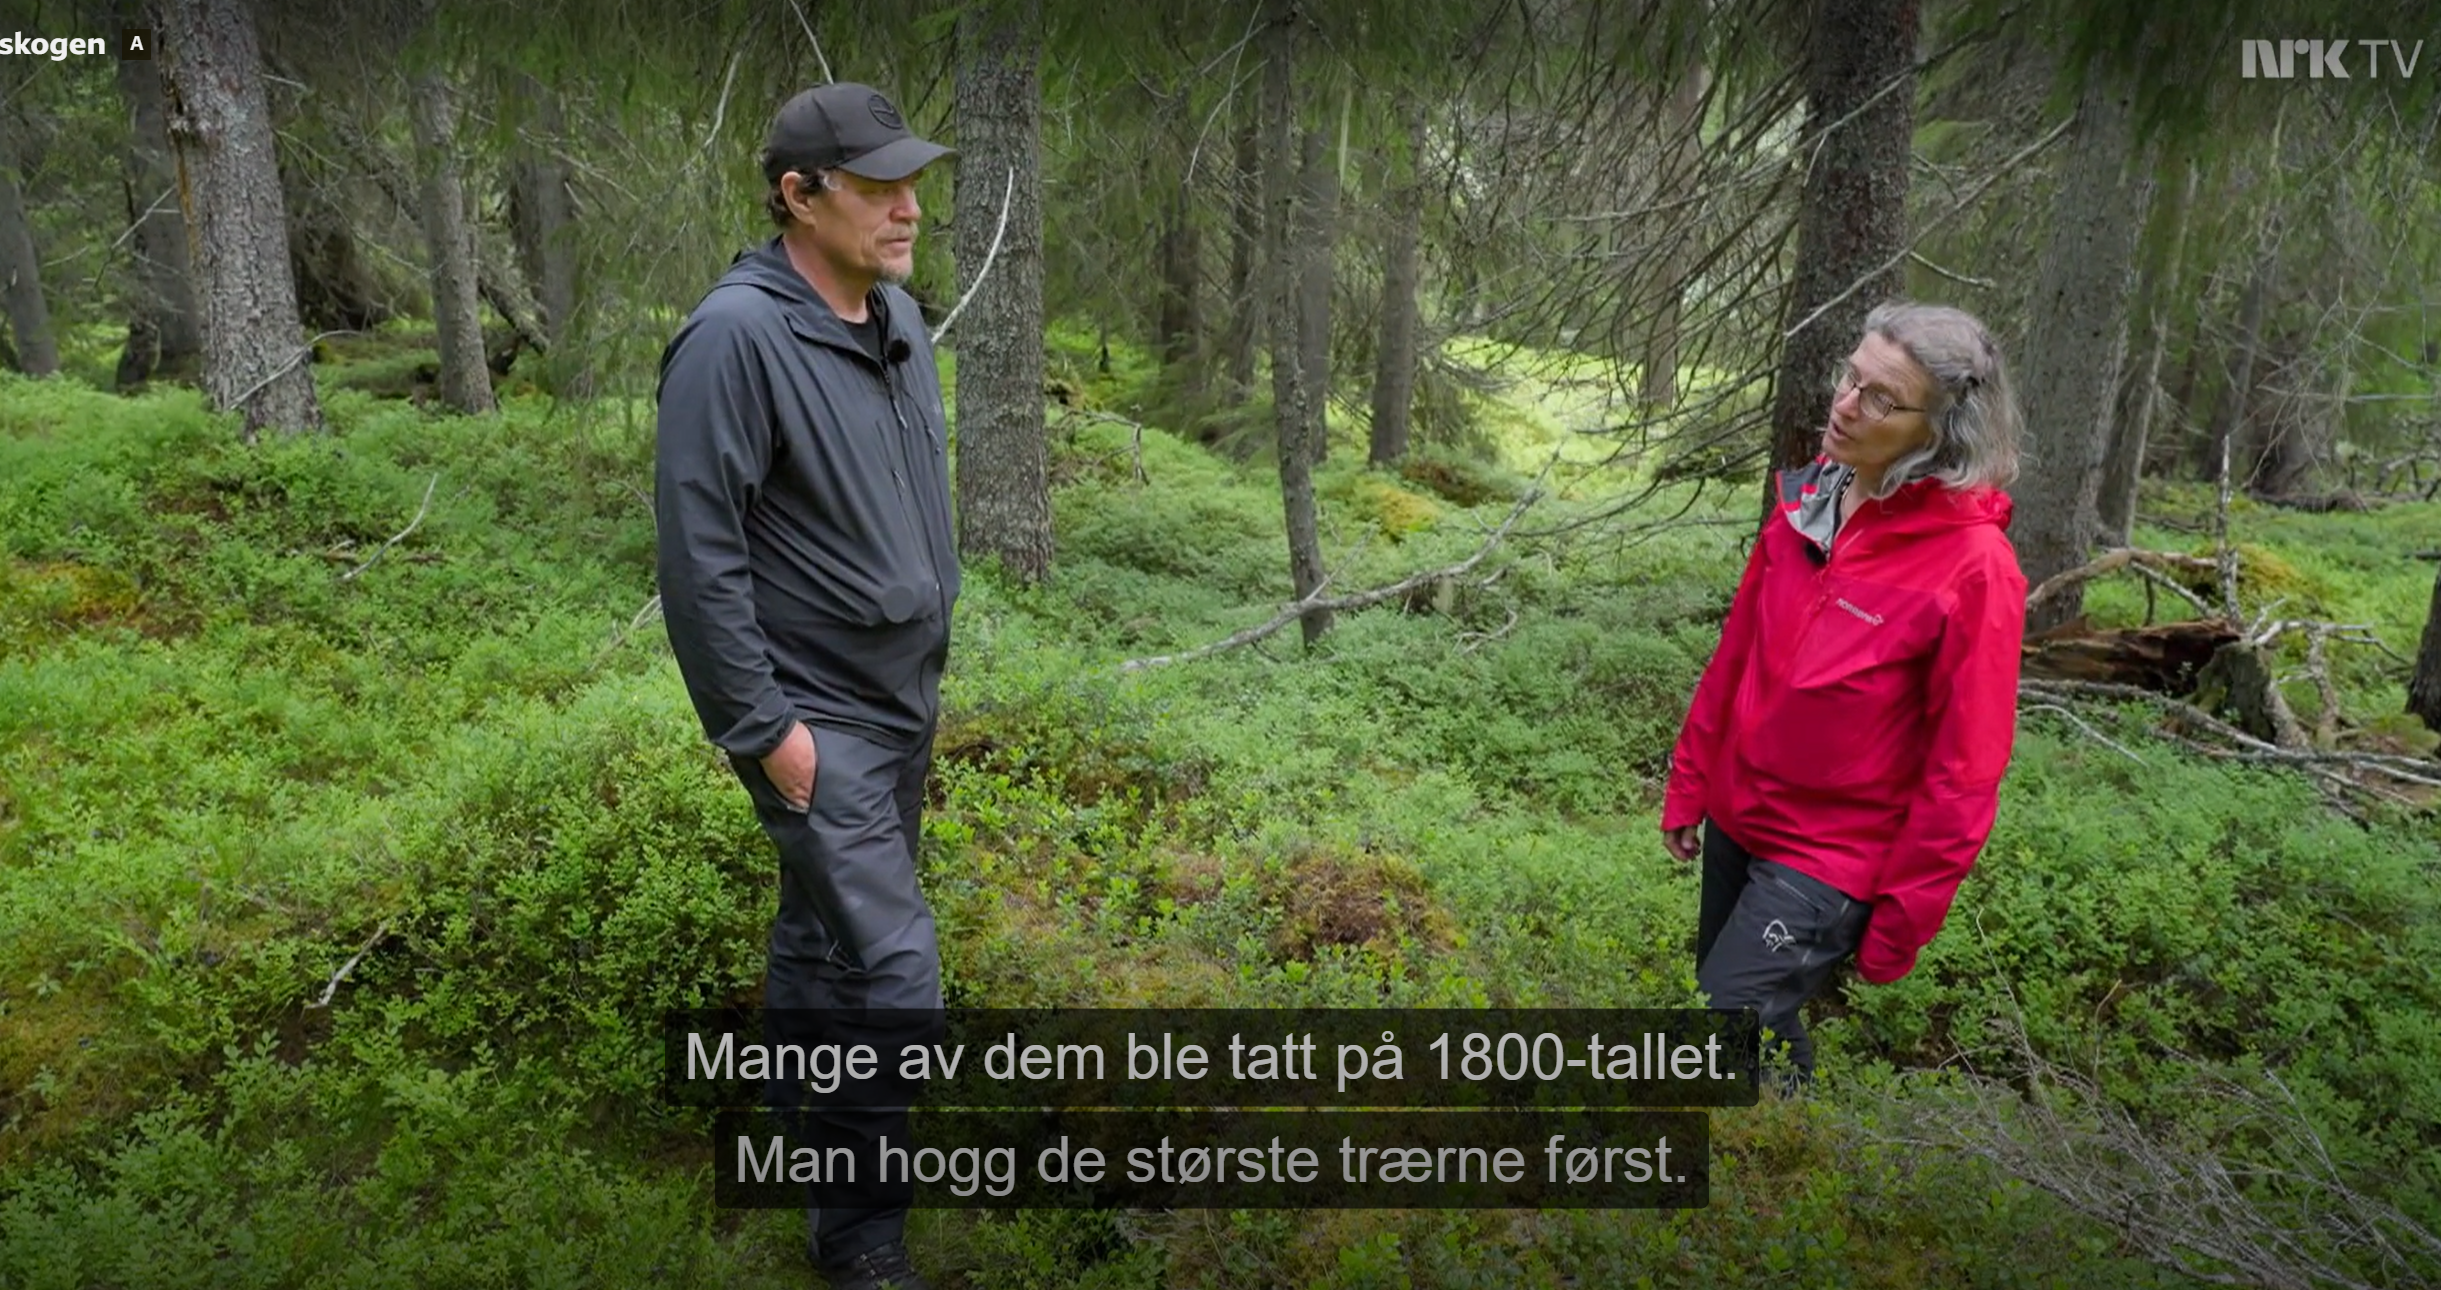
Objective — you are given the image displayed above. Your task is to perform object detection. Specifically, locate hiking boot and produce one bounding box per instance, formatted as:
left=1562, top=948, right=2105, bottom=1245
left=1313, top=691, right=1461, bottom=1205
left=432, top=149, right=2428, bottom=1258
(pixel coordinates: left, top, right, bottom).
left=820, top=1241, right=932, bottom=1290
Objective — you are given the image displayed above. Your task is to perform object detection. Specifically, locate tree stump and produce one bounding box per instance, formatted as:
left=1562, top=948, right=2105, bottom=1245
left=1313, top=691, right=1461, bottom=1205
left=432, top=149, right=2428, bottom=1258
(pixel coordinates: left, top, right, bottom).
left=2193, top=641, right=2307, bottom=748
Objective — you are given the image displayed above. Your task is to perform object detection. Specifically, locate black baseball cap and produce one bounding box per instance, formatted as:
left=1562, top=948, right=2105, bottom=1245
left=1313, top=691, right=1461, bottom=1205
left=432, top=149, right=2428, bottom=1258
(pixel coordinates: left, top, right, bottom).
left=761, top=83, right=954, bottom=183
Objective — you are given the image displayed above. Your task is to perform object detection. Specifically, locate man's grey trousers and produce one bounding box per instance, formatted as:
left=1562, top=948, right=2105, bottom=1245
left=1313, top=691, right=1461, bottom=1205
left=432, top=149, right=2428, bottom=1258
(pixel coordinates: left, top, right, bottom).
left=733, top=722, right=940, bottom=1269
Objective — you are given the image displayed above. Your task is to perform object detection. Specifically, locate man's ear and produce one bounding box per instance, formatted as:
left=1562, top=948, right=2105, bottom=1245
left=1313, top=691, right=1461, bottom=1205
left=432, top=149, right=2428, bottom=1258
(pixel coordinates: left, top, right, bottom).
left=785, top=172, right=822, bottom=223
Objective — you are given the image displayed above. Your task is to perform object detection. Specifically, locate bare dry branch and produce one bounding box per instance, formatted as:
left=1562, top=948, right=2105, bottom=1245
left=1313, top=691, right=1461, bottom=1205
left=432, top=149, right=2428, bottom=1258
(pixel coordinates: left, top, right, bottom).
left=2128, top=558, right=2219, bottom=618
left=2025, top=547, right=2222, bottom=615
left=930, top=167, right=1015, bottom=344
left=1456, top=606, right=1522, bottom=655
left=2021, top=702, right=2148, bottom=765
left=306, top=920, right=391, bottom=1010
left=340, top=474, right=440, bottom=582
left=784, top=0, right=832, bottom=83
left=1782, top=115, right=2075, bottom=343
left=586, top=594, right=665, bottom=672
left=2019, top=679, right=2441, bottom=791
left=700, top=47, right=744, bottom=155
left=1118, top=488, right=1543, bottom=673
left=1861, top=1025, right=2441, bottom=1290
left=225, top=329, right=361, bottom=411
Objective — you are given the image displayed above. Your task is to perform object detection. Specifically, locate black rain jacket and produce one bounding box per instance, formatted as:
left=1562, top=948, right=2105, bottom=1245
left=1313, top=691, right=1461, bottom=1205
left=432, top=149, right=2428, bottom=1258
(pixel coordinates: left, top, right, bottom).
left=653, top=237, right=959, bottom=757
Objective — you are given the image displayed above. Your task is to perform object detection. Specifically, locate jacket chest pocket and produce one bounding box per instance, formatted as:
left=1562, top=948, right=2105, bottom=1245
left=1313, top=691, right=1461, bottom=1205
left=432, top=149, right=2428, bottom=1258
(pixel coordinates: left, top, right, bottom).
left=1785, top=586, right=1938, bottom=688
left=1741, top=583, right=1941, bottom=790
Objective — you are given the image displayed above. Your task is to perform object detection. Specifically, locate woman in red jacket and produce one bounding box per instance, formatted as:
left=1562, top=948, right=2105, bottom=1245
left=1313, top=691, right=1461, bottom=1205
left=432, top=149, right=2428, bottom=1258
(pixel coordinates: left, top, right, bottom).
left=1661, top=301, right=2027, bottom=1085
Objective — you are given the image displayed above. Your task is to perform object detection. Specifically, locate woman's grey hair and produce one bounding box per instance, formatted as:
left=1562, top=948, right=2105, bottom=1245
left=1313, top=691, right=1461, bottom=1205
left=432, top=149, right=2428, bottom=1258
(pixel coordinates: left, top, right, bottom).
left=1857, top=300, right=2022, bottom=498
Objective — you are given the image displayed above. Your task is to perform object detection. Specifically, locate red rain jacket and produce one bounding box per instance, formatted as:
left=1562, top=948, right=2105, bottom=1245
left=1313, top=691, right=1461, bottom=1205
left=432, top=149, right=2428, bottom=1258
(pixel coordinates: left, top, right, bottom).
left=1663, top=458, right=2027, bottom=984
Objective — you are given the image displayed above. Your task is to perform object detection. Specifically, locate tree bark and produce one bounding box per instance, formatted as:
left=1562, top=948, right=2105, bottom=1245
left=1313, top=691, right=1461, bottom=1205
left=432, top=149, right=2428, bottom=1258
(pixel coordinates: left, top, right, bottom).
left=115, top=34, right=203, bottom=388
left=1154, top=169, right=1201, bottom=375
left=2245, top=340, right=2323, bottom=500
left=952, top=0, right=1053, bottom=585
left=408, top=70, right=494, bottom=415
left=1642, top=60, right=1709, bottom=406
left=159, top=0, right=322, bottom=437
left=2408, top=561, right=2441, bottom=739
left=1264, top=10, right=1329, bottom=645
left=2199, top=241, right=2277, bottom=488
left=1296, top=124, right=1336, bottom=465
left=1153, top=88, right=1201, bottom=382
left=278, top=146, right=402, bottom=335
left=508, top=75, right=580, bottom=389
left=1766, top=0, right=1916, bottom=484
left=2012, top=64, right=2154, bottom=634
left=2099, top=161, right=2197, bottom=546
left=1221, top=108, right=1262, bottom=406
left=0, top=128, right=57, bottom=378
left=1369, top=97, right=1425, bottom=469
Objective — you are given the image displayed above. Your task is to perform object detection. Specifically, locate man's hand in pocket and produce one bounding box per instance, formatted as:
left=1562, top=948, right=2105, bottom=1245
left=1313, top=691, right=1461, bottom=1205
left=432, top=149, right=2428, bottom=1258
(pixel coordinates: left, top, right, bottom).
left=760, top=721, right=818, bottom=810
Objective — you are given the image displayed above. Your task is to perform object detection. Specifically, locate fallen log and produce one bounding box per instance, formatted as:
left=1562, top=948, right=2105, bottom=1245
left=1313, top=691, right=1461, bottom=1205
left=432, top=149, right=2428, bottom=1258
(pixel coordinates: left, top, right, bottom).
left=2020, top=616, right=2240, bottom=693
left=2025, top=548, right=2223, bottom=618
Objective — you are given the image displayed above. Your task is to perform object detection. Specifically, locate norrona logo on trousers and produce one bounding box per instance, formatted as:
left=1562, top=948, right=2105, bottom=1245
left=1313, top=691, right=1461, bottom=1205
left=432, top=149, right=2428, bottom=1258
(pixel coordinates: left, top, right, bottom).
left=2241, top=39, right=2423, bottom=78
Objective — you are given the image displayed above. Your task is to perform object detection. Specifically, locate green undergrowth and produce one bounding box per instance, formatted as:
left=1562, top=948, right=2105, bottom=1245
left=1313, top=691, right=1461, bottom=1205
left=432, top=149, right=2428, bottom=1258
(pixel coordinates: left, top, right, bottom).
left=2, top=358, right=2438, bottom=1287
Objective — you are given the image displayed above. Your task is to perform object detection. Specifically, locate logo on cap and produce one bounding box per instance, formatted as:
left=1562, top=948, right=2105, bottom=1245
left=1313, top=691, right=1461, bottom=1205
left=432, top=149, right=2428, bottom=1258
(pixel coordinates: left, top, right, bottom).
left=868, top=94, right=904, bottom=130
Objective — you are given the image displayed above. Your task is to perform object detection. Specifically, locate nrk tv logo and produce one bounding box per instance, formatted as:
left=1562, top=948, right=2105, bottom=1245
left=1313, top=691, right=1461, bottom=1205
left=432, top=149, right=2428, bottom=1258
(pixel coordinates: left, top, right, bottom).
left=2241, top=38, right=2424, bottom=79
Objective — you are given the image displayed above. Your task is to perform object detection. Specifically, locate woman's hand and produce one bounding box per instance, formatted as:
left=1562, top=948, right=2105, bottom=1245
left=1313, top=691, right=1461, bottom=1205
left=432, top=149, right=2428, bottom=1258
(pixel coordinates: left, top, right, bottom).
left=1663, top=825, right=1701, bottom=863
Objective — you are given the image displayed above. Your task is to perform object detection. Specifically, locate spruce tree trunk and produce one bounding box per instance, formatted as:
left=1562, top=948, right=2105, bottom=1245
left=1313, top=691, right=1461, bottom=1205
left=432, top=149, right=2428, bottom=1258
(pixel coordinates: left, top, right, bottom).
left=1155, top=182, right=1201, bottom=372
left=1766, top=0, right=1916, bottom=481
left=1369, top=99, right=1425, bottom=469
left=2201, top=245, right=2277, bottom=494
left=2408, top=562, right=2441, bottom=739
left=279, top=150, right=400, bottom=336
left=1296, top=125, right=1336, bottom=466
left=2015, top=65, right=2155, bottom=633
left=115, top=38, right=203, bottom=388
left=1221, top=110, right=1262, bottom=407
left=952, top=0, right=1053, bottom=584
left=509, top=76, right=580, bottom=391
left=408, top=70, right=494, bottom=415
left=0, top=130, right=57, bottom=378
left=2098, top=162, right=2196, bottom=546
left=1642, top=60, right=1709, bottom=406
left=2247, top=347, right=2324, bottom=500
left=159, top=0, right=323, bottom=437
left=1153, top=91, right=1201, bottom=381
left=1264, top=10, right=1329, bottom=645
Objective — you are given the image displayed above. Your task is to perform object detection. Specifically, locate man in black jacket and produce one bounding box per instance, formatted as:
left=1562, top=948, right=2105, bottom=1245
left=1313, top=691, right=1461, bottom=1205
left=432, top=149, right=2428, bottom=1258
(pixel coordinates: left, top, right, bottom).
left=654, top=83, right=957, bottom=1290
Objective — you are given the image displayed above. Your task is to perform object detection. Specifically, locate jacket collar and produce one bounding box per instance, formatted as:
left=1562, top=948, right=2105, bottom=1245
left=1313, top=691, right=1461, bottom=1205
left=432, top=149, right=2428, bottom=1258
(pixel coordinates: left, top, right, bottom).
left=728, top=237, right=904, bottom=365
left=1777, top=456, right=1851, bottom=552
left=1774, top=455, right=2014, bottom=554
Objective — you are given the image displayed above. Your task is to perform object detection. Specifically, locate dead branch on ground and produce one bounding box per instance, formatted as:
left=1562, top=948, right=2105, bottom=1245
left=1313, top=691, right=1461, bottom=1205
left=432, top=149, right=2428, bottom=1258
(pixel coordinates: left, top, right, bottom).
left=1118, top=486, right=1543, bottom=673
left=1860, top=1022, right=2441, bottom=1290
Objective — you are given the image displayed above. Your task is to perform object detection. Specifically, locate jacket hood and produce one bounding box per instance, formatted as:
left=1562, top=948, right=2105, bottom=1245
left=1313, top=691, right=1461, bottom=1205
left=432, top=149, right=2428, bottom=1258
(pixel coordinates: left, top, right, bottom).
left=1777, top=455, right=2013, bottom=552
left=714, top=236, right=899, bottom=356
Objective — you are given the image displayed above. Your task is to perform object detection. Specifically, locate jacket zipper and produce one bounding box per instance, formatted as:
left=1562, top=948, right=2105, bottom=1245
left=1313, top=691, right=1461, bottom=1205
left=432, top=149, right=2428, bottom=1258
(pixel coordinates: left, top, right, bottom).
left=878, top=348, right=950, bottom=727
left=1803, top=481, right=1861, bottom=645
left=878, top=346, right=951, bottom=645
left=879, top=356, right=943, bottom=608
